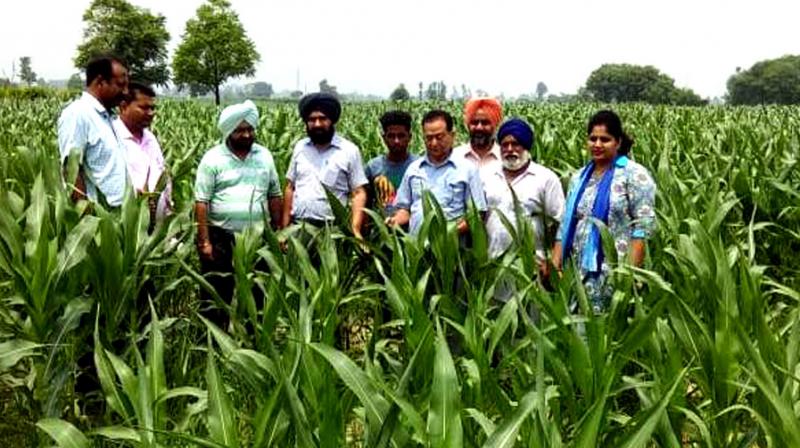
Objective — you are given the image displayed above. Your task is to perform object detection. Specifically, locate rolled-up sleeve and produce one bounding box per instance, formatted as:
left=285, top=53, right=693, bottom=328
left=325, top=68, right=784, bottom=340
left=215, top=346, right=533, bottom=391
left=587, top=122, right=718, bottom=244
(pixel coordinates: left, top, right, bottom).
left=628, top=165, right=657, bottom=239
left=285, top=146, right=299, bottom=183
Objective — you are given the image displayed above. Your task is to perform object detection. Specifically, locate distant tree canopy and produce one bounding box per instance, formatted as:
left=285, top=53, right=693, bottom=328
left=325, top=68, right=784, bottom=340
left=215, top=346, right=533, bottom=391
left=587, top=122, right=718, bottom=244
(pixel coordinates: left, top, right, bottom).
left=390, top=83, right=410, bottom=101
left=425, top=81, right=447, bottom=100
left=67, top=74, right=83, bottom=91
left=584, top=64, right=706, bottom=106
left=319, top=79, right=338, bottom=96
left=536, top=82, right=548, bottom=101
left=75, top=0, right=170, bottom=86
left=727, top=55, right=800, bottom=105
left=173, top=0, right=259, bottom=105
left=19, top=57, right=37, bottom=86
left=246, top=81, right=273, bottom=98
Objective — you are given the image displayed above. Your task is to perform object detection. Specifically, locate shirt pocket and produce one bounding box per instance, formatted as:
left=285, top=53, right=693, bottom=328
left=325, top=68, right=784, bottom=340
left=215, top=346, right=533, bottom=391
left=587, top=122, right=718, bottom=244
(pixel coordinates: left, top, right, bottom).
left=446, top=180, right=466, bottom=209
left=321, top=159, right=348, bottom=192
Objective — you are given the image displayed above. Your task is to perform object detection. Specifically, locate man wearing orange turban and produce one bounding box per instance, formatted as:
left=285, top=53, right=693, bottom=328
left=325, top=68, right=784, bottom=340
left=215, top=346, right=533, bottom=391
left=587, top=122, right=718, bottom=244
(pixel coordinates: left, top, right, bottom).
left=453, top=97, right=504, bottom=185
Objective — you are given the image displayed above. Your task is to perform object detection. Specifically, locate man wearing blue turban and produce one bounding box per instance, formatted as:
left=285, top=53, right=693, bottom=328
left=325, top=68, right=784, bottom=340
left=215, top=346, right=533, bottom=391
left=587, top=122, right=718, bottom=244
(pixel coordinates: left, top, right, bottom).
left=194, top=100, right=284, bottom=326
left=484, top=118, right=565, bottom=298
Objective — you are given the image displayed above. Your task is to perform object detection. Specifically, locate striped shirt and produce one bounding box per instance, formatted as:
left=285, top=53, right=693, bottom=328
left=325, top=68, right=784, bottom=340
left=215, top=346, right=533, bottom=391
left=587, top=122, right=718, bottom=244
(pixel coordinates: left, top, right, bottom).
left=195, top=143, right=282, bottom=232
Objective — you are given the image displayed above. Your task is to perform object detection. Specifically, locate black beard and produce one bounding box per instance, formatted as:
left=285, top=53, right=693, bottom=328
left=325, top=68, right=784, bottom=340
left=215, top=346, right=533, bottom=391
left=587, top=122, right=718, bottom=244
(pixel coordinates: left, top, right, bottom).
left=470, top=132, right=492, bottom=148
left=228, top=138, right=253, bottom=153
left=308, top=126, right=335, bottom=145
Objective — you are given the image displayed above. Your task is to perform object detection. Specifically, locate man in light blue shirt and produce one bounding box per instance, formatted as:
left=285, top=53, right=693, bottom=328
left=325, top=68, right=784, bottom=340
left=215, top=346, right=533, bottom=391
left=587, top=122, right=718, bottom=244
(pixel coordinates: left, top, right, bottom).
left=387, top=110, right=487, bottom=235
left=57, top=55, right=130, bottom=207
left=282, top=93, right=368, bottom=239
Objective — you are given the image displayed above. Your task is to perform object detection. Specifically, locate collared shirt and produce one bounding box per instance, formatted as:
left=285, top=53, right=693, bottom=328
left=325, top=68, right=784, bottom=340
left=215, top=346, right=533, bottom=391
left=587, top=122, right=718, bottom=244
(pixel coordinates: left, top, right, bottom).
left=453, top=141, right=502, bottom=186
left=195, top=142, right=282, bottom=233
left=484, top=162, right=565, bottom=259
left=365, top=153, right=420, bottom=215
left=395, top=152, right=487, bottom=235
left=286, top=133, right=368, bottom=221
left=113, top=118, right=172, bottom=220
left=57, top=92, right=128, bottom=206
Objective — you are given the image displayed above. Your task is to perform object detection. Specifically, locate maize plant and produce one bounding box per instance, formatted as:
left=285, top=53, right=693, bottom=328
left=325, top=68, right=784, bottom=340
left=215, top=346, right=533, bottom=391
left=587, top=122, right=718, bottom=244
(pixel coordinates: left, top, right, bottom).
left=0, top=97, right=798, bottom=446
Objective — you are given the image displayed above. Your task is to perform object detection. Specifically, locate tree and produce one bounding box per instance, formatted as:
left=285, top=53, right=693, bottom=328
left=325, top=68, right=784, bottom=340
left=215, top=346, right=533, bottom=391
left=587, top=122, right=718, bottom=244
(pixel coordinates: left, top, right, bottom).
left=67, top=73, right=84, bottom=90
left=19, top=57, right=37, bottom=86
left=247, top=81, right=273, bottom=98
left=536, top=81, right=548, bottom=101
left=727, top=55, right=800, bottom=105
left=425, top=81, right=447, bottom=100
left=584, top=63, right=705, bottom=105
left=318, top=79, right=338, bottom=96
left=389, top=83, right=410, bottom=101
left=418, top=82, right=424, bottom=100
left=74, top=0, right=170, bottom=86
left=173, top=0, right=260, bottom=105
left=289, top=90, right=303, bottom=99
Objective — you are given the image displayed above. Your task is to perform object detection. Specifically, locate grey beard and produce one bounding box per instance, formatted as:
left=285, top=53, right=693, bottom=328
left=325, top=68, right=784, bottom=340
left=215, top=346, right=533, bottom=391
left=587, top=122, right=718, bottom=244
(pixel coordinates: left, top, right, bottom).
left=502, top=151, right=530, bottom=171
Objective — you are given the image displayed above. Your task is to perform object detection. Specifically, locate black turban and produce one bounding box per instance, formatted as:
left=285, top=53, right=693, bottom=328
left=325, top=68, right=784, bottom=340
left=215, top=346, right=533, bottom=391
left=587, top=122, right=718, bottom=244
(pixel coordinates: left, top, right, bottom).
left=298, top=93, right=341, bottom=124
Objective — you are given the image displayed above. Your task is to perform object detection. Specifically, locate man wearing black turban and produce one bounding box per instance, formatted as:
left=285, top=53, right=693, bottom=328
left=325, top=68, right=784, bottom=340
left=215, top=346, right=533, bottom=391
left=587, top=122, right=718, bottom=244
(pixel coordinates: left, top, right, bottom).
left=281, top=93, right=369, bottom=240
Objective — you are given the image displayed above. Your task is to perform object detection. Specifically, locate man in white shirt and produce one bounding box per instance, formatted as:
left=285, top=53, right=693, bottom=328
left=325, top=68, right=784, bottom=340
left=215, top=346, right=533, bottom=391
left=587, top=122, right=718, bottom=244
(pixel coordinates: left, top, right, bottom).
left=484, top=118, right=565, bottom=283
left=113, top=81, right=172, bottom=229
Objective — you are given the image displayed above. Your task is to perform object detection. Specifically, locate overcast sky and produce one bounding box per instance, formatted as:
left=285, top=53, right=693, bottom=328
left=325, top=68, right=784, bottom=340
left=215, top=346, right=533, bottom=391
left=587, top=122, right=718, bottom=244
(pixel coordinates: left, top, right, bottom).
left=2, top=0, right=798, bottom=98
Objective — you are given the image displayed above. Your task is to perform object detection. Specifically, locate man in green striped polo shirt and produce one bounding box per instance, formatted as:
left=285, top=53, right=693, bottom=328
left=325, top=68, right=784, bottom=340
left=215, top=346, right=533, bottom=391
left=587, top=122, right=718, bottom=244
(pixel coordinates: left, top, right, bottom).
left=195, top=100, right=283, bottom=324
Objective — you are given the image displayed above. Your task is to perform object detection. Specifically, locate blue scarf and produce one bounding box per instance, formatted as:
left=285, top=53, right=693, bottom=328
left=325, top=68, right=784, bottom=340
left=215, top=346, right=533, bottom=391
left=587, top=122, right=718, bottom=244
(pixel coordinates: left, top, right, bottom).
left=560, top=156, right=629, bottom=274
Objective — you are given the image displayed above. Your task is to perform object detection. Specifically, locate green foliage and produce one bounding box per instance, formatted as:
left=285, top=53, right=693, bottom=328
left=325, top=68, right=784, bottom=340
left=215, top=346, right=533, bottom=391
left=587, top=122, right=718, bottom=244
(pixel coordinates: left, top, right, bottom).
left=727, top=54, right=800, bottom=105
left=66, top=73, right=83, bottom=91
left=74, top=0, right=171, bottom=86
left=19, top=57, right=37, bottom=86
left=390, top=83, right=411, bottom=101
left=172, top=0, right=260, bottom=105
left=425, top=81, right=448, bottom=100
left=585, top=63, right=706, bottom=105
left=0, top=98, right=798, bottom=446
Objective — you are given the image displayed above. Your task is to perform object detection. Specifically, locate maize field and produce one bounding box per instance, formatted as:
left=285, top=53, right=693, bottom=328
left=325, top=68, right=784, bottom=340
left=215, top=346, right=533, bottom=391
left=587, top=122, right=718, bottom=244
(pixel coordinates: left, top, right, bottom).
left=0, top=97, right=799, bottom=447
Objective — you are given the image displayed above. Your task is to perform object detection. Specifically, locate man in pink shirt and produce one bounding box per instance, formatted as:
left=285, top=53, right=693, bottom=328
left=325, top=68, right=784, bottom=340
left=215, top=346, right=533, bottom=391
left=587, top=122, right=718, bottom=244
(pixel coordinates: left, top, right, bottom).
left=113, top=82, right=172, bottom=228
left=452, top=97, right=504, bottom=179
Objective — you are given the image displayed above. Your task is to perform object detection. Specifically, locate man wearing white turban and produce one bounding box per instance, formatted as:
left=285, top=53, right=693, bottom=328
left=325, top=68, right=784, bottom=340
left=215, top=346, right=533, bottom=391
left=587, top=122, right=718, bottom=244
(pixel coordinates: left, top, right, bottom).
left=194, top=100, right=283, bottom=324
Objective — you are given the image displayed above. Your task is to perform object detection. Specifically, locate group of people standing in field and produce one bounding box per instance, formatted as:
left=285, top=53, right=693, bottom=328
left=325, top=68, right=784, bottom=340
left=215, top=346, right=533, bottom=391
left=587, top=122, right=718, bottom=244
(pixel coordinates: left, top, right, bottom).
left=57, top=55, right=656, bottom=324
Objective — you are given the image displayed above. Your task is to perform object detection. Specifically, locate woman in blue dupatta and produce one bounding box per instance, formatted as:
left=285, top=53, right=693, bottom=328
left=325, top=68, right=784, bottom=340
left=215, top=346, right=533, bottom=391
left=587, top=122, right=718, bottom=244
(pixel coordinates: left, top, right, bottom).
left=552, top=110, right=656, bottom=312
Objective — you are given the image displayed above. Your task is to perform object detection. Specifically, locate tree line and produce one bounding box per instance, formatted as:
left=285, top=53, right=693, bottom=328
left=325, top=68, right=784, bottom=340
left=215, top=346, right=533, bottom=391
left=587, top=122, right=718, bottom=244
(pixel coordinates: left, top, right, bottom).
left=7, top=0, right=800, bottom=105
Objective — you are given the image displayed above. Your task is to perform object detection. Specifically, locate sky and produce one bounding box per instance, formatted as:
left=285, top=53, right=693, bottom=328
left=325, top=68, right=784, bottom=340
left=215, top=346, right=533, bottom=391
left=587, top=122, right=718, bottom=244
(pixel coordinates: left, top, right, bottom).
left=2, top=0, right=798, bottom=98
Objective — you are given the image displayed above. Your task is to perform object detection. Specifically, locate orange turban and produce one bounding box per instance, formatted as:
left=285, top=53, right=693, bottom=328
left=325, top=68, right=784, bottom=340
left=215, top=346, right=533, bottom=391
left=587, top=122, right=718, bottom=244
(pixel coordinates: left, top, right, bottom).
left=463, top=97, right=503, bottom=127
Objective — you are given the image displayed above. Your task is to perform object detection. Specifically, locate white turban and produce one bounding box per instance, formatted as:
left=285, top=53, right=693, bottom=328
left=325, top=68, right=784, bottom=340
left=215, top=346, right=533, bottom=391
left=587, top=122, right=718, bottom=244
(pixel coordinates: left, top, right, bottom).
left=218, top=100, right=259, bottom=141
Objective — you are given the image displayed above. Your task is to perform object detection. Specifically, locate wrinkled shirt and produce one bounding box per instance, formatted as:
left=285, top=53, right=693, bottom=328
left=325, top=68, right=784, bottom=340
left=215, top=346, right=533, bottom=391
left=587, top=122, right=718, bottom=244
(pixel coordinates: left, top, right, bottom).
left=113, top=118, right=172, bottom=220
left=484, top=162, right=565, bottom=259
left=286, top=134, right=368, bottom=221
left=395, top=152, right=487, bottom=235
left=57, top=92, right=128, bottom=206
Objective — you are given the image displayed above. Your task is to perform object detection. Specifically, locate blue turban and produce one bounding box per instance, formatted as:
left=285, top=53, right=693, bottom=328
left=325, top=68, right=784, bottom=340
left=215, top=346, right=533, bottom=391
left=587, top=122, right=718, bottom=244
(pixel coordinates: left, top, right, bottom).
left=497, top=118, right=534, bottom=150
left=218, top=100, right=259, bottom=141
